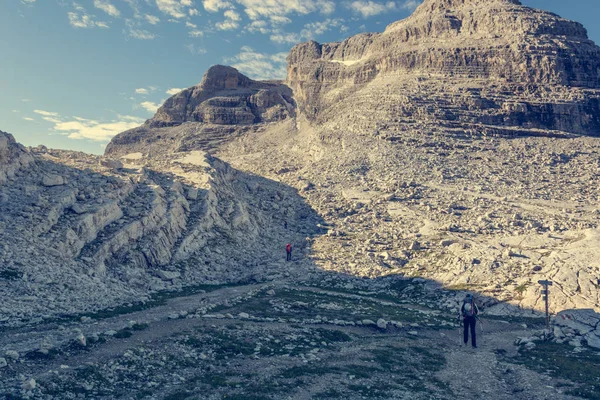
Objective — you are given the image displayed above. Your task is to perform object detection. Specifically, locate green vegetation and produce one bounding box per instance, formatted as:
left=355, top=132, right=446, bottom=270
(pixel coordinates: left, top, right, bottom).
left=513, top=342, right=600, bottom=399
left=0, top=268, right=22, bottom=280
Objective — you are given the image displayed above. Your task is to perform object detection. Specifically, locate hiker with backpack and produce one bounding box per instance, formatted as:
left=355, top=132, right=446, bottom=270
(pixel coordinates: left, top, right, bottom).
left=286, top=243, right=292, bottom=261
left=459, top=293, right=480, bottom=348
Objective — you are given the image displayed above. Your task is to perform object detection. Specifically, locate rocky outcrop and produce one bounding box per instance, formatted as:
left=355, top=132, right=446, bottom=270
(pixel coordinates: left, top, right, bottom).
left=286, top=0, right=600, bottom=136
left=553, top=309, right=600, bottom=349
left=151, top=65, right=293, bottom=126
left=0, top=142, right=321, bottom=325
left=0, top=131, right=34, bottom=184
left=105, top=66, right=295, bottom=157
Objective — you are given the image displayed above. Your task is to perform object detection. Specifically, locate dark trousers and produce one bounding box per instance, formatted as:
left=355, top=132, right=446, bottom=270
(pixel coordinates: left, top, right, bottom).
left=286, top=251, right=291, bottom=261
left=463, top=317, right=477, bottom=347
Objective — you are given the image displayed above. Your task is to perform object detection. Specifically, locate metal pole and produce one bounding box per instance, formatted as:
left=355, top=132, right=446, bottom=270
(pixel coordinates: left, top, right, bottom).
left=538, top=280, right=553, bottom=330
left=545, top=286, right=549, bottom=329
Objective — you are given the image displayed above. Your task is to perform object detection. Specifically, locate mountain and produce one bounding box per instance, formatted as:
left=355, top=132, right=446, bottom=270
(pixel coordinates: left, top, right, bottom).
left=3, top=1, right=600, bottom=397
left=104, top=0, right=600, bottom=316
left=286, top=0, right=600, bottom=137
left=5, top=0, right=600, bottom=332
left=105, top=65, right=294, bottom=156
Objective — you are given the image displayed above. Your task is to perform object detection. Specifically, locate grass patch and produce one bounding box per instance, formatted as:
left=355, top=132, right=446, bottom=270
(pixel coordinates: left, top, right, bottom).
left=280, top=364, right=341, bottom=379
left=114, top=328, right=133, bottom=338
left=512, top=341, right=600, bottom=399
left=0, top=268, right=22, bottom=280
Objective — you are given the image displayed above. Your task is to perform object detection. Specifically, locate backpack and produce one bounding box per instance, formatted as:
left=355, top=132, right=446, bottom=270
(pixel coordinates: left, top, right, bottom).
left=463, top=301, right=475, bottom=317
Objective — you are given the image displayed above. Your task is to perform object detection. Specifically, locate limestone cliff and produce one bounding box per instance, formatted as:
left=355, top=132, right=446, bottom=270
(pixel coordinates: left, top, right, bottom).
left=105, top=66, right=294, bottom=156
left=0, top=131, right=34, bottom=184
left=286, top=0, right=600, bottom=136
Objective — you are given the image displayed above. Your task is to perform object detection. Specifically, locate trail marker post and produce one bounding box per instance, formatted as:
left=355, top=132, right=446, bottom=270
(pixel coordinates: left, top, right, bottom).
left=538, top=280, right=553, bottom=329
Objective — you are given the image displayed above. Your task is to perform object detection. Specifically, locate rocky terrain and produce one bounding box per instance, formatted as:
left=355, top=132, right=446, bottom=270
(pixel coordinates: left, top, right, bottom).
left=2, top=0, right=600, bottom=398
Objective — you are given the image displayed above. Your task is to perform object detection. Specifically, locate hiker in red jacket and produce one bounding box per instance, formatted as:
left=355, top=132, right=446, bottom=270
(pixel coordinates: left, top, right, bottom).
left=286, top=243, right=292, bottom=261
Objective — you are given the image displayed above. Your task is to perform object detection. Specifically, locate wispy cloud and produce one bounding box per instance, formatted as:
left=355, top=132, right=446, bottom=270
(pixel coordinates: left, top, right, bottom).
left=23, top=117, right=35, bottom=121
left=47, top=112, right=145, bottom=142
left=145, top=14, right=161, bottom=24
left=185, top=43, right=208, bottom=55
left=34, top=109, right=63, bottom=123
left=20, top=0, right=36, bottom=4
left=166, top=88, right=185, bottom=95
left=203, top=0, right=233, bottom=12
left=224, top=46, right=287, bottom=80
left=186, top=21, right=204, bottom=36
left=68, top=3, right=110, bottom=28
left=125, top=19, right=156, bottom=39
left=34, top=110, right=60, bottom=117
left=155, top=0, right=196, bottom=19
left=269, top=18, right=346, bottom=44
left=237, top=0, right=335, bottom=20
left=139, top=101, right=162, bottom=113
left=216, top=9, right=241, bottom=30
left=93, top=0, right=120, bottom=17
left=347, top=1, right=397, bottom=18
left=401, top=0, right=421, bottom=10
left=135, top=88, right=149, bottom=94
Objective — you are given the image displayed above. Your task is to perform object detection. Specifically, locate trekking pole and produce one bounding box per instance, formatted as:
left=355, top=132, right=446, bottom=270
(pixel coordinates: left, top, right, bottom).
left=476, top=316, right=484, bottom=346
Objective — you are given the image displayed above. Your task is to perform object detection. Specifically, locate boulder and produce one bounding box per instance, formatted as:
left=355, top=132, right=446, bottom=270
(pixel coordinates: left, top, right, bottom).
left=100, top=159, right=123, bottom=169
left=42, top=175, right=64, bottom=187
left=554, top=309, right=600, bottom=349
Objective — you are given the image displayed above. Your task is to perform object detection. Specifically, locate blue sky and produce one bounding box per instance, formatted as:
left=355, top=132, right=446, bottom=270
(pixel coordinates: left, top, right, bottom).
left=3, top=0, right=600, bottom=155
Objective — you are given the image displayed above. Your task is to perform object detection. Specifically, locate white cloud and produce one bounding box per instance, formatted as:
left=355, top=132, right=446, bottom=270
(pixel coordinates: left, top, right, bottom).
left=224, top=46, right=287, bottom=80
left=269, top=31, right=300, bottom=44
left=189, top=8, right=200, bottom=15
left=23, top=117, right=35, bottom=121
left=216, top=20, right=239, bottom=30
left=145, top=14, right=161, bottom=24
left=203, top=0, right=233, bottom=12
left=54, top=115, right=145, bottom=141
left=155, top=0, right=195, bottom=19
left=301, top=18, right=345, bottom=38
left=140, top=101, right=162, bottom=113
left=34, top=110, right=63, bottom=123
left=135, top=88, right=149, bottom=94
left=21, top=99, right=31, bottom=102
left=20, top=0, right=36, bottom=4
left=125, top=19, right=156, bottom=39
left=166, top=88, right=184, bottom=95
left=33, top=110, right=145, bottom=141
left=224, top=9, right=241, bottom=20
left=93, top=0, right=120, bottom=17
left=348, top=1, right=397, bottom=18
left=400, top=0, right=420, bottom=10
left=12, top=110, right=20, bottom=113
left=34, top=110, right=60, bottom=117
left=68, top=6, right=110, bottom=29
left=237, top=0, right=335, bottom=20
left=216, top=9, right=242, bottom=30
left=246, top=20, right=269, bottom=34
left=185, top=44, right=207, bottom=55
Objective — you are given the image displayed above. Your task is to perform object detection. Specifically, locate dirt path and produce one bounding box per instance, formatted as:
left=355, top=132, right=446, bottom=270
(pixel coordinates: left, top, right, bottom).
left=437, top=320, right=577, bottom=400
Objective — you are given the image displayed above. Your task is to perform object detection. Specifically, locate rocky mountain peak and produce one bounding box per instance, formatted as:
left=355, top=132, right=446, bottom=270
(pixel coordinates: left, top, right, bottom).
left=199, top=65, right=252, bottom=91
left=417, top=0, right=521, bottom=12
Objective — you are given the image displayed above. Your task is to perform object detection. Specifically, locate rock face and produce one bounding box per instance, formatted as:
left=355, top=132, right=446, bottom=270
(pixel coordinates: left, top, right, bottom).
left=0, top=131, right=34, bottom=184
left=553, top=309, right=600, bottom=349
left=0, top=144, right=322, bottom=324
left=286, top=0, right=600, bottom=136
left=105, top=66, right=294, bottom=156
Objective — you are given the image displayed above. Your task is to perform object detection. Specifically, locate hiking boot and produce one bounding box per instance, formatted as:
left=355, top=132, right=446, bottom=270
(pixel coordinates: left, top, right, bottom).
left=472, top=345, right=477, bottom=349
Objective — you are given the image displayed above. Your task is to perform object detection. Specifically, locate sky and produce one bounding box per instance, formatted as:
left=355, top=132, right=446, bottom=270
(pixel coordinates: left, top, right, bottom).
left=2, top=0, right=600, bottom=155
